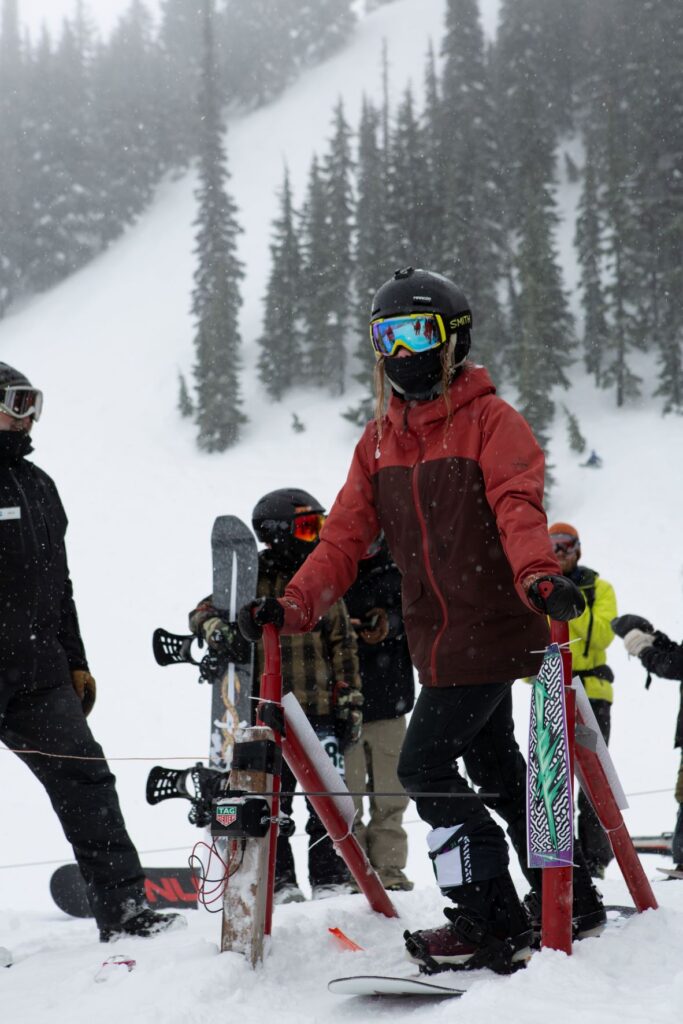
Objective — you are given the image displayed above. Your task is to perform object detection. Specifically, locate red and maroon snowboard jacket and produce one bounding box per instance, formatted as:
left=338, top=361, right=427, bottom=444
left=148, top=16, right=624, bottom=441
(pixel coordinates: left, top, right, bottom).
left=281, top=365, right=560, bottom=687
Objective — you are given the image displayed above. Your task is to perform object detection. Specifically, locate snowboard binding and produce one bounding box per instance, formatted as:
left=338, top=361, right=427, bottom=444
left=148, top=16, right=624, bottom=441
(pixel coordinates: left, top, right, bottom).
left=152, top=627, right=230, bottom=685
left=146, top=762, right=228, bottom=827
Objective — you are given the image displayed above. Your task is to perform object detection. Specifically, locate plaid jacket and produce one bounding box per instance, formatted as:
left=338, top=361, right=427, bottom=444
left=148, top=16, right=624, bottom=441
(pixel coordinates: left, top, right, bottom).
left=255, top=550, right=360, bottom=716
left=190, top=548, right=360, bottom=718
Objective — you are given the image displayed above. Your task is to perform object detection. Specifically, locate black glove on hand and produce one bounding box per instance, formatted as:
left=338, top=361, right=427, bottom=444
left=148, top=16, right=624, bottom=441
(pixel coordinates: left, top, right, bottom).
left=528, top=574, right=585, bottom=621
left=331, top=682, right=363, bottom=750
left=237, top=597, right=285, bottom=643
left=206, top=618, right=251, bottom=662
left=611, top=614, right=655, bottom=638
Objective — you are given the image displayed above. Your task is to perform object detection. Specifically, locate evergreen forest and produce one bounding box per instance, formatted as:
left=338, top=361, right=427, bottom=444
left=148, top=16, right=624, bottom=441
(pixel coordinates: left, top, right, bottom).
left=1, top=0, right=681, bottom=453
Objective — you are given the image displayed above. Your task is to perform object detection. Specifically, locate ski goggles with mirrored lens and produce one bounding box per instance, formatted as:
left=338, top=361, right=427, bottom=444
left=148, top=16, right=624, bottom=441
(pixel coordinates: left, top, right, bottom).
left=550, top=533, right=580, bottom=556
left=292, top=513, right=326, bottom=543
left=0, top=386, right=43, bottom=421
left=370, top=312, right=447, bottom=357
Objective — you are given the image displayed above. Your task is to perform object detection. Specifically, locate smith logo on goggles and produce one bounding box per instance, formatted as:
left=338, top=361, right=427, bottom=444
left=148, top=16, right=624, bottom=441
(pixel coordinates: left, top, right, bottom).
left=370, top=312, right=447, bottom=357
left=0, top=386, right=43, bottom=421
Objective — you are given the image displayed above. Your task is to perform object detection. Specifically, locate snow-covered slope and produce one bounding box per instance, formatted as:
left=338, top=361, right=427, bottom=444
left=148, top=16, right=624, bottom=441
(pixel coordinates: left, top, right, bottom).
left=1, top=1, right=682, bottom=1020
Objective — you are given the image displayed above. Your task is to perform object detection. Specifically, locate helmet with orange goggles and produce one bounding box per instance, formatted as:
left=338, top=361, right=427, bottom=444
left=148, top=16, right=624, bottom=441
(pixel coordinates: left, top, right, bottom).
left=252, top=487, right=326, bottom=548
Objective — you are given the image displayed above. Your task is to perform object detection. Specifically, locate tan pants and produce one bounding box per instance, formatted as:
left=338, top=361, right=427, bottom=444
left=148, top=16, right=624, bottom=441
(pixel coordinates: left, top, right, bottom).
left=675, top=754, right=683, bottom=804
left=345, top=716, right=409, bottom=877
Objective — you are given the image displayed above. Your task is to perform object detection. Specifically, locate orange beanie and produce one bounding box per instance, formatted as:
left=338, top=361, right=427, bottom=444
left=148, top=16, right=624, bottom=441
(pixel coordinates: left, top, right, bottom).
left=548, top=521, right=579, bottom=539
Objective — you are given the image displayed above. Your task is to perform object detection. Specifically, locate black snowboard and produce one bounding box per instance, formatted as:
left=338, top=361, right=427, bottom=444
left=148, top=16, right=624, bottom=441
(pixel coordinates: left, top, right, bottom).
left=50, top=863, right=199, bottom=918
left=209, top=516, right=259, bottom=771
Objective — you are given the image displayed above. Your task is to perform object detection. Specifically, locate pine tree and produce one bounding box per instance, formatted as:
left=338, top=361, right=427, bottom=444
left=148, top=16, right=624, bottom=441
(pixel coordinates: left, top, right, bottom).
left=300, top=101, right=355, bottom=396
left=94, top=0, right=162, bottom=243
left=575, top=131, right=609, bottom=383
left=439, top=0, right=504, bottom=377
left=192, top=0, right=246, bottom=451
left=320, top=98, right=355, bottom=394
left=562, top=404, right=586, bottom=454
left=345, top=96, right=387, bottom=424
left=386, top=84, right=431, bottom=268
left=599, top=58, right=642, bottom=407
left=299, top=154, right=331, bottom=389
left=257, top=166, right=305, bottom=399
left=498, top=13, right=574, bottom=454
left=0, top=0, right=24, bottom=313
left=178, top=371, right=193, bottom=417
left=27, top=9, right=102, bottom=290
left=158, top=0, right=203, bottom=168
left=627, top=0, right=683, bottom=413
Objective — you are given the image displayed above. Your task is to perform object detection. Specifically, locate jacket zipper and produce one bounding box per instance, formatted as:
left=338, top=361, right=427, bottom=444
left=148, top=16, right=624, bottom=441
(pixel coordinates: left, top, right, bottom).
left=409, top=429, right=449, bottom=684
left=9, top=465, right=40, bottom=640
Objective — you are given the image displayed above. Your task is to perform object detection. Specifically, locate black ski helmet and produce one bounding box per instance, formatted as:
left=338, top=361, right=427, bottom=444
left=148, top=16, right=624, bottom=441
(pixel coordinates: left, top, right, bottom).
left=0, top=362, right=33, bottom=388
left=370, top=267, right=472, bottom=366
left=252, top=487, right=325, bottom=546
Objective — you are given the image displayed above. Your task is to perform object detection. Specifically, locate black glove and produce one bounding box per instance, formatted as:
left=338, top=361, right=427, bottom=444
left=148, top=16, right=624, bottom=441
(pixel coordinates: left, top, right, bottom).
left=189, top=598, right=251, bottom=662
left=611, top=614, right=654, bottom=638
left=331, top=681, right=363, bottom=749
left=527, top=574, right=585, bottom=621
left=237, top=597, right=285, bottom=643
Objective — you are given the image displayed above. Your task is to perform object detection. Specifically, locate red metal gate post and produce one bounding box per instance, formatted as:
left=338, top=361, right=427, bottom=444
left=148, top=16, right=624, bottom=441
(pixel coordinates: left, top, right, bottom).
left=573, top=713, right=658, bottom=912
left=258, top=625, right=284, bottom=936
left=260, top=626, right=398, bottom=921
left=279, top=708, right=398, bottom=919
left=541, top=621, right=574, bottom=953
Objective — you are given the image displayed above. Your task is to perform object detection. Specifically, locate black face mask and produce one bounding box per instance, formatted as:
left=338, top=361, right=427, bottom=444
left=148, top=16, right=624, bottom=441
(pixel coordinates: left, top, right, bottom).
left=269, top=533, right=318, bottom=572
left=384, top=346, right=445, bottom=401
left=0, top=429, right=33, bottom=464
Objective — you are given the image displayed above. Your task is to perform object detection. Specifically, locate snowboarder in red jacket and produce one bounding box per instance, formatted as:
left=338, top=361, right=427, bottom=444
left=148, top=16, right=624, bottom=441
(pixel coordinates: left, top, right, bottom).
left=239, top=268, right=603, bottom=974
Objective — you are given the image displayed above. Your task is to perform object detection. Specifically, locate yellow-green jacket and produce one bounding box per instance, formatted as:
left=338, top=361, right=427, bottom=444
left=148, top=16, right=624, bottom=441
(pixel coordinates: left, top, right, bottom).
left=568, top=566, right=617, bottom=703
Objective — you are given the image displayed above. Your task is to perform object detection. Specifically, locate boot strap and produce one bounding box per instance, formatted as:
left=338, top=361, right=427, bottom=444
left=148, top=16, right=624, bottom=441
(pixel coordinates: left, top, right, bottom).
left=444, top=908, right=531, bottom=975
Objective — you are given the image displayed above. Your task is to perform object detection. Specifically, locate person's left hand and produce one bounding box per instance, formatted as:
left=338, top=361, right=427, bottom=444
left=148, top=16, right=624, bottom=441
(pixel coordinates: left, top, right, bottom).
left=72, top=670, right=96, bottom=716
left=359, top=607, right=389, bottom=644
left=331, top=682, right=363, bottom=749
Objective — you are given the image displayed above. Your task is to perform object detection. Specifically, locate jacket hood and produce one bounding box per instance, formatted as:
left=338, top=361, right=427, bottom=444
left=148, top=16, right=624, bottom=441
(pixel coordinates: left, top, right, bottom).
left=385, top=362, right=496, bottom=433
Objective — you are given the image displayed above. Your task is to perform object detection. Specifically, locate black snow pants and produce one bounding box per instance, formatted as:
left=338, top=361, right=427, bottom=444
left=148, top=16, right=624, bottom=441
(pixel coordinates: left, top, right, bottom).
left=397, top=681, right=529, bottom=886
left=0, top=677, right=145, bottom=928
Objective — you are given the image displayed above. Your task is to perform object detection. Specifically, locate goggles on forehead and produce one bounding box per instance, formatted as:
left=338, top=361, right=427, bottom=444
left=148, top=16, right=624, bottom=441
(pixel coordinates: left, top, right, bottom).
left=292, top=512, right=325, bottom=543
left=0, top=386, right=43, bottom=421
left=370, top=312, right=447, bottom=358
left=550, top=533, right=579, bottom=555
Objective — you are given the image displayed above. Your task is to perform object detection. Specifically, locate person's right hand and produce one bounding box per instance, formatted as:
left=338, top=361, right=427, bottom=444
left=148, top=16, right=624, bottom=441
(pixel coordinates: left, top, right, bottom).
left=527, top=574, right=585, bottom=620
left=623, top=629, right=655, bottom=658
left=237, top=597, right=285, bottom=642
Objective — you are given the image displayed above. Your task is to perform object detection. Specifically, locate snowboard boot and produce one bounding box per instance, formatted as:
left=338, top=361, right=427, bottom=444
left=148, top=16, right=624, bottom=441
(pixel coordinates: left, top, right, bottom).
left=311, top=882, right=356, bottom=900
left=99, top=905, right=186, bottom=943
left=379, top=868, right=414, bottom=892
left=404, top=871, right=532, bottom=976
left=273, top=881, right=305, bottom=905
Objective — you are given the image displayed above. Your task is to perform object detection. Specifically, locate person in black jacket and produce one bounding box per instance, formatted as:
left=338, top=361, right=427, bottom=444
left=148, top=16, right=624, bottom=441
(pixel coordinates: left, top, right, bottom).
left=343, top=536, right=414, bottom=891
left=613, top=612, right=683, bottom=872
left=0, top=362, right=182, bottom=941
